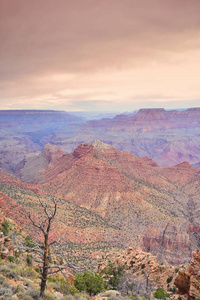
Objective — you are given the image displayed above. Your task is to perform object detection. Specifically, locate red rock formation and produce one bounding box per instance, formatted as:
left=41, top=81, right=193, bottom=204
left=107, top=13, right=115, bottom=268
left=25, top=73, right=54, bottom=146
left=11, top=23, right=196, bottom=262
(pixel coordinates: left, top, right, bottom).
left=1, top=141, right=200, bottom=266
left=175, top=250, right=200, bottom=299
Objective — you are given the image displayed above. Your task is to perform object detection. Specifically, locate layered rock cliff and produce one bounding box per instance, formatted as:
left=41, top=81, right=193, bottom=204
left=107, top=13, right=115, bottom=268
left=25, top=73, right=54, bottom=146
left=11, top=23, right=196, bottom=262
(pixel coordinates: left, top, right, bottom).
left=5, top=142, right=200, bottom=265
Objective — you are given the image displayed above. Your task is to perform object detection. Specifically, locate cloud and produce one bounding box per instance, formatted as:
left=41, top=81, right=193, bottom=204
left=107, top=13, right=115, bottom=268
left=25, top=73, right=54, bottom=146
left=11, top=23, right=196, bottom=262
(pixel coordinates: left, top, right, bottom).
left=0, top=0, right=200, bottom=110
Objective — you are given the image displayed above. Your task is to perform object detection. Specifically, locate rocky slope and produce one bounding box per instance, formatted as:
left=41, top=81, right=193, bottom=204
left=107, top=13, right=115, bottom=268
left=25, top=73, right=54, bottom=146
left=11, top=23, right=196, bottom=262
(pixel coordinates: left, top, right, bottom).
left=2, top=141, right=200, bottom=266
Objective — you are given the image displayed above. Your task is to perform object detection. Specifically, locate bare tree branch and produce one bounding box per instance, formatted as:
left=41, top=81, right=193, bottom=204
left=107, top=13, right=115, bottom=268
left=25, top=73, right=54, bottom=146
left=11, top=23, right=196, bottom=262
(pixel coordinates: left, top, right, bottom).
left=28, top=213, right=45, bottom=235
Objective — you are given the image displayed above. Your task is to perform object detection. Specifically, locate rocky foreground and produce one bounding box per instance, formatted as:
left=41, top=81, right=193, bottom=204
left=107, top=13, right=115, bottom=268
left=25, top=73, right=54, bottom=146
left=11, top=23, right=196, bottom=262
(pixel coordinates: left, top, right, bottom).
left=1, top=212, right=200, bottom=300
left=98, top=247, right=200, bottom=299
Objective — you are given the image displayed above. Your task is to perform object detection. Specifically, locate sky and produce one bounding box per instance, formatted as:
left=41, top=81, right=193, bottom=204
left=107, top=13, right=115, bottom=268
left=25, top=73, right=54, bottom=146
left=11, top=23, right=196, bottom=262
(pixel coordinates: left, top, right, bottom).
left=1, top=0, right=200, bottom=112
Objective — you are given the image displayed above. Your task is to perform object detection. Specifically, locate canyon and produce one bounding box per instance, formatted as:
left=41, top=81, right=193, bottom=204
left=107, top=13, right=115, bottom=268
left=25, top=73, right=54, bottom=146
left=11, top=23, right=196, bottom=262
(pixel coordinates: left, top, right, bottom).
left=0, top=108, right=200, bottom=174
left=0, top=140, right=200, bottom=267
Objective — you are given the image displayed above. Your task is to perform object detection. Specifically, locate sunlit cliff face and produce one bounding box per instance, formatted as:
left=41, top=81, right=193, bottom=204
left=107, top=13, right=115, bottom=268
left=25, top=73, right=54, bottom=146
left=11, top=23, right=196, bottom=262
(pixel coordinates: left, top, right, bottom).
left=1, top=0, right=200, bottom=111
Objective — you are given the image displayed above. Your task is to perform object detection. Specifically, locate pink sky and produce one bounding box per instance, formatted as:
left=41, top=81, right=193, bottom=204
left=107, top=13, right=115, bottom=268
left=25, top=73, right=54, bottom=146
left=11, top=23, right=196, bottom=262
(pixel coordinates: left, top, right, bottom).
left=0, top=0, right=200, bottom=111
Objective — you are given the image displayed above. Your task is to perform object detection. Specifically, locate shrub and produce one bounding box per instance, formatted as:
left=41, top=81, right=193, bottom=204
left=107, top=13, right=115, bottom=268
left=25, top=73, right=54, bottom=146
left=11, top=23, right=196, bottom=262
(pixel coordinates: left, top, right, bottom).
left=0, top=274, right=6, bottom=284
left=25, top=235, right=36, bottom=248
left=26, top=288, right=40, bottom=300
left=43, top=290, right=57, bottom=300
left=74, top=293, right=91, bottom=300
left=130, top=261, right=135, bottom=267
left=20, top=266, right=36, bottom=278
left=26, top=254, right=33, bottom=266
left=101, top=263, right=124, bottom=289
left=15, top=284, right=25, bottom=294
left=175, top=268, right=179, bottom=273
left=154, top=287, right=168, bottom=300
left=48, top=277, right=78, bottom=295
left=63, top=295, right=75, bottom=300
left=35, top=267, right=40, bottom=273
left=17, top=290, right=33, bottom=300
left=8, top=256, right=14, bottom=263
left=2, top=280, right=10, bottom=289
left=166, top=275, right=173, bottom=284
left=1, top=219, right=10, bottom=236
left=0, top=287, right=13, bottom=297
left=168, top=286, right=176, bottom=294
left=75, top=271, right=104, bottom=295
left=141, top=264, right=145, bottom=269
left=0, top=264, right=19, bottom=280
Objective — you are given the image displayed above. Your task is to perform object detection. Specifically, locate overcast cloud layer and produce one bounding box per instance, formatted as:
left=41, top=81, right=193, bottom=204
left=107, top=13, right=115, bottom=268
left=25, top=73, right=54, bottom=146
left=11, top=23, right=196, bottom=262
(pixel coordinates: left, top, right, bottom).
left=0, top=0, right=200, bottom=111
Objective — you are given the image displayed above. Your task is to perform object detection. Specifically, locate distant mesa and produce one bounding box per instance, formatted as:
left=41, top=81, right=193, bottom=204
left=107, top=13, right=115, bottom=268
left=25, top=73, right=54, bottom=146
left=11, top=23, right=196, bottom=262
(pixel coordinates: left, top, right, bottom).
left=134, top=108, right=167, bottom=120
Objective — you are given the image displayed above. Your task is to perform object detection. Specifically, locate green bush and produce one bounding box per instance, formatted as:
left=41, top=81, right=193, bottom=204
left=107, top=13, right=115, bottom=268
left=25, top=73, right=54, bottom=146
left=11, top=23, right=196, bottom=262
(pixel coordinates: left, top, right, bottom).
left=175, top=268, right=179, bottom=273
left=1, top=219, right=10, bottom=236
left=26, top=288, right=40, bottom=299
left=154, top=287, right=168, bottom=300
left=17, top=290, right=33, bottom=300
left=74, top=292, right=91, bottom=300
left=15, top=284, right=25, bottom=294
left=35, top=267, right=40, bottom=273
left=43, top=290, right=57, bottom=300
left=166, top=275, right=173, bottom=284
left=130, top=261, right=135, bottom=267
left=20, top=266, right=37, bottom=278
left=25, top=235, right=36, bottom=248
left=0, top=264, right=19, bottom=280
left=8, top=256, right=14, bottom=263
left=141, top=264, right=145, bottom=269
left=0, top=287, right=13, bottom=298
left=75, top=271, right=104, bottom=295
left=48, top=277, right=78, bottom=295
left=63, top=293, right=90, bottom=300
left=101, top=263, right=124, bottom=289
left=168, top=286, right=176, bottom=293
left=26, top=254, right=33, bottom=266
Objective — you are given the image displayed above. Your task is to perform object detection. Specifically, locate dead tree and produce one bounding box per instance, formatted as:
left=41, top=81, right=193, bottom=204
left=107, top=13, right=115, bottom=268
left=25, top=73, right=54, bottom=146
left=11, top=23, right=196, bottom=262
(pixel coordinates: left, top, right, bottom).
left=27, top=197, right=58, bottom=298
left=27, top=197, right=80, bottom=298
left=25, top=196, right=86, bottom=299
